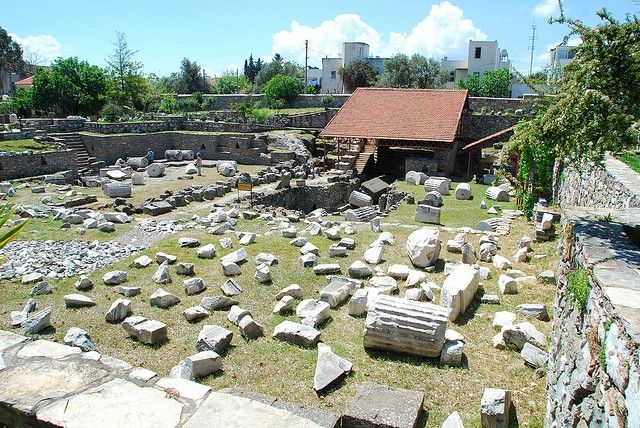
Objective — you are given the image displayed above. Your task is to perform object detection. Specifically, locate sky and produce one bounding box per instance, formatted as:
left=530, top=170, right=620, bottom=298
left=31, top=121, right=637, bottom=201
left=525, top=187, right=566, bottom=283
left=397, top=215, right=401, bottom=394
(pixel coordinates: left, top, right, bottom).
left=3, top=0, right=636, bottom=78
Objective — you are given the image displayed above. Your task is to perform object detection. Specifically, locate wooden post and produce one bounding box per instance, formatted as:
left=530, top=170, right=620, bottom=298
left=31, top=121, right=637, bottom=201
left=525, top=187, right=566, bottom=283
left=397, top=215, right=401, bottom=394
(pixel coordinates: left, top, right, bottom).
left=467, top=151, right=472, bottom=181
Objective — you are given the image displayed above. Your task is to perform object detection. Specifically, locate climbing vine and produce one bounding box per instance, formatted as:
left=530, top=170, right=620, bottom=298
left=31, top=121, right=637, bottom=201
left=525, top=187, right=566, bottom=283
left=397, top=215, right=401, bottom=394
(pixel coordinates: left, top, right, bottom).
left=506, top=4, right=640, bottom=216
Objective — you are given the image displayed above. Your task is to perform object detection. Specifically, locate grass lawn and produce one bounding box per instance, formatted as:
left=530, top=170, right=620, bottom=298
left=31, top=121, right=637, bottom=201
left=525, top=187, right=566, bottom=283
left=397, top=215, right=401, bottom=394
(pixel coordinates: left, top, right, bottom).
left=617, top=151, right=640, bottom=174
left=263, top=107, right=327, bottom=116
left=0, top=139, right=54, bottom=153
left=0, top=178, right=555, bottom=427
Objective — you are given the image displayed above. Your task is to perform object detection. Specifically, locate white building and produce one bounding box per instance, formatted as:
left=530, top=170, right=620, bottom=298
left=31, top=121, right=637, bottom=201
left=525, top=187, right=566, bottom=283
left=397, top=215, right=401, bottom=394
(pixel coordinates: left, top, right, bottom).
left=440, top=40, right=511, bottom=88
left=548, top=38, right=577, bottom=83
left=321, top=42, right=388, bottom=94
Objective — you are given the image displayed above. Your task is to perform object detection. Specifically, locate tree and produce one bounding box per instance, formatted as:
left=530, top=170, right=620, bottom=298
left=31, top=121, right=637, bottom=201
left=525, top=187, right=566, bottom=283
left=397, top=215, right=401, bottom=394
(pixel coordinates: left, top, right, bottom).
left=378, top=54, right=412, bottom=88
left=177, top=58, right=210, bottom=94
left=263, top=75, right=301, bottom=108
left=254, top=55, right=302, bottom=91
left=339, top=60, right=377, bottom=93
left=0, top=27, right=27, bottom=95
left=410, top=54, right=448, bottom=89
left=6, top=88, right=33, bottom=116
left=458, top=68, right=510, bottom=97
left=508, top=5, right=640, bottom=215
left=32, top=57, right=108, bottom=116
left=243, top=54, right=259, bottom=83
left=105, top=31, right=147, bottom=109
left=378, top=54, right=447, bottom=89
left=213, top=71, right=249, bottom=94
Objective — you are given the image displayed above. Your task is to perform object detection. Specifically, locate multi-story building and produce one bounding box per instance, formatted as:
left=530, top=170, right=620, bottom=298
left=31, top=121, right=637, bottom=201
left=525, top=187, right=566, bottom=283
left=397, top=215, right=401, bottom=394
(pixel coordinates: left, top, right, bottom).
left=440, top=40, right=511, bottom=88
left=547, top=37, right=577, bottom=83
left=321, top=42, right=388, bottom=94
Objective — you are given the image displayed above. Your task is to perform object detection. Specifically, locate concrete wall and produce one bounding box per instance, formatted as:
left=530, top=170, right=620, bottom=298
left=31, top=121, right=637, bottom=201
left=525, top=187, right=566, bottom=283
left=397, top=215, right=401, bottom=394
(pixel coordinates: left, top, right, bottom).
left=81, top=132, right=268, bottom=166
left=0, top=149, right=77, bottom=180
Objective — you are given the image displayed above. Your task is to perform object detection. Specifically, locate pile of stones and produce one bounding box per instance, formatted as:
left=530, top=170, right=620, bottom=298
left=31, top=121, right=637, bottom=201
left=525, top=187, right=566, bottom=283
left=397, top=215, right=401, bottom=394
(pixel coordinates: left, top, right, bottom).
left=0, top=239, right=142, bottom=280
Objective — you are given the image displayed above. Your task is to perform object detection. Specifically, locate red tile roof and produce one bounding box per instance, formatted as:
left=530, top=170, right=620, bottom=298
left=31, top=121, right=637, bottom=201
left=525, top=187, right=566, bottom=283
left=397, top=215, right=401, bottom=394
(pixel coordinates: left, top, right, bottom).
left=320, top=88, right=468, bottom=143
left=14, top=76, right=33, bottom=86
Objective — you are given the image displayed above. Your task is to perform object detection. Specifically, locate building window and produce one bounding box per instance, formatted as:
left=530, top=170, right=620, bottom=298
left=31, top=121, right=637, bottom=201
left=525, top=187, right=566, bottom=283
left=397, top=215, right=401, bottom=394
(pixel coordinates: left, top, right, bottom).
left=449, top=71, right=455, bottom=82
left=474, top=47, right=481, bottom=59
left=330, top=71, right=336, bottom=79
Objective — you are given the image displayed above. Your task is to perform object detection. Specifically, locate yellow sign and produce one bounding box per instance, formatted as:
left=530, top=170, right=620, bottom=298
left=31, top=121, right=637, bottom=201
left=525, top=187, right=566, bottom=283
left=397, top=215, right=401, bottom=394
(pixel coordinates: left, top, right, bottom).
left=237, top=183, right=252, bottom=191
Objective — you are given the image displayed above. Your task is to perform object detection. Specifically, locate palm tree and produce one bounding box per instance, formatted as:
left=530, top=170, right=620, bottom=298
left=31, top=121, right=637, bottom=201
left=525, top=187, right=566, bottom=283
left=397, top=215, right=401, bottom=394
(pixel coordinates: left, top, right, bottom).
left=0, top=204, right=28, bottom=259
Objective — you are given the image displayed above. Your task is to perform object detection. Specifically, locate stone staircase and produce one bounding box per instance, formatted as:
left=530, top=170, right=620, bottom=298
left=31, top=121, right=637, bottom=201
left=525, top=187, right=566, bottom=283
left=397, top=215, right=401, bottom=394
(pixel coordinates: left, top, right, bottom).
left=335, top=141, right=377, bottom=173
left=51, top=133, right=91, bottom=169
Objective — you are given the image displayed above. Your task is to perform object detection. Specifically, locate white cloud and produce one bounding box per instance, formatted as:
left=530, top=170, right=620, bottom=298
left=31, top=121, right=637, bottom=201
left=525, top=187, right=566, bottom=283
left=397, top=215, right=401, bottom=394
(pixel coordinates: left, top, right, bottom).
left=9, top=33, right=61, bottom=64
left=272, top=1, right=486, bottom=66
left=532, top=0, right=559, bottom=18
left=381, top=1, right=486, bottom=58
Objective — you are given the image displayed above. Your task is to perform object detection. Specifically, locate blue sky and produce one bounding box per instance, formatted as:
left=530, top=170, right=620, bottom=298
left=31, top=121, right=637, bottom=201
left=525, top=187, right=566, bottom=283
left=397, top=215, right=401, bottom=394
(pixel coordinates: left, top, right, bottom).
left=4, top=0, right=635, bottom=77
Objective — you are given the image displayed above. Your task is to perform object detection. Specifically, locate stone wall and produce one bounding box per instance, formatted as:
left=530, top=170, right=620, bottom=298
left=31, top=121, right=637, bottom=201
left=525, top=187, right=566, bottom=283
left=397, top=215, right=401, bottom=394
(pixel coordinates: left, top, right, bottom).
left=193, top=93, right=349, bottom=110
left=19, top=118, right=86, bottom=133
left=460, top=113, right=521, bottom=142
left=558, top=155, right=640, bottom=209
left=81, top=132, right=268, bottom=166
left=255, top=181, right=357, bottom=213
left=467, top=97, right=536, bottom=114
left=0, top=149, right=77, bottom=180
left=547, top=207, right=640, bottom=427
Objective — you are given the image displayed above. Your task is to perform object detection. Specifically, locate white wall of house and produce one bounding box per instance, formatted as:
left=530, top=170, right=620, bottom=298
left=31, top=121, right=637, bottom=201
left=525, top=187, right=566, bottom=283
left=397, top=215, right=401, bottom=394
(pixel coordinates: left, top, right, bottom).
left=548, top=44, right=577, bottom=83
left=320, top=42, right=389, bottom=94
left=321, top=57, right=343, bottom=93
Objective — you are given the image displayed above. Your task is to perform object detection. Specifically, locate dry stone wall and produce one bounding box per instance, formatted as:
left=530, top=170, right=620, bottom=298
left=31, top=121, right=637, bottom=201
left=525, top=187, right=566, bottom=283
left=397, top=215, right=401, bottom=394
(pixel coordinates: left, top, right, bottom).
left=548, top=208, right=640, bottom=427
left=0, top=149, right=77, bottom=180
left=559, top=155, right=640, bottom=209
left=82, top=132, right=269, bottom=166
left=549, top=157, right=640, bottom=427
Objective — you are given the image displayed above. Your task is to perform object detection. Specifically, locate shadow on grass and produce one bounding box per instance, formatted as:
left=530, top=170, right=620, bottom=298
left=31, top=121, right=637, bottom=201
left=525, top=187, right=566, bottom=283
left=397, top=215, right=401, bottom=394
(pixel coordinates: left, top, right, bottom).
left=453, top=294, right=482, bottom=327
left=364, top=347, right=440, bottom=367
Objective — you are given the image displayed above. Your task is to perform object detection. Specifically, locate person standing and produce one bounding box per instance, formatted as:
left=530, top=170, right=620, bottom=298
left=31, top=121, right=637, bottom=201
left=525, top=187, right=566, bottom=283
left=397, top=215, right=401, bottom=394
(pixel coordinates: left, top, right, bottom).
left=195, top=152, right=203, bottom=176
left=146, top=148, right=154, bottom=164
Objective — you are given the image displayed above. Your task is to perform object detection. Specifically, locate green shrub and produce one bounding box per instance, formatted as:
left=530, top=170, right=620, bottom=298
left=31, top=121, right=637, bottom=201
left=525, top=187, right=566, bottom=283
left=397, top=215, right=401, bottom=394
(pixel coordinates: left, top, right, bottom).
left=176, top=96, right=201, bottom=112
left=304, top=85, right=318, bottom=94
left=248, top=108, right=269, bottom=124
left=201, top=96, right=217, bottom=111
left=321, top=94, right=334, bottom=109
left=263, top=75, right=301, bottom=108
left=159, top=94, right=177, bottom=114
left=567, top=268, right=590, bottom=311
left=100, top=102, right=124, bottom=122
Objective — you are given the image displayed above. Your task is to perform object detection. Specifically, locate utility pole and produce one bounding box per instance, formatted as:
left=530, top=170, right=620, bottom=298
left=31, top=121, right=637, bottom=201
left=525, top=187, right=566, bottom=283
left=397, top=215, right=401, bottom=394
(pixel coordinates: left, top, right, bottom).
left=304, top=39, right=309, bottom=88
left=528, top=24, right=537, bottom=76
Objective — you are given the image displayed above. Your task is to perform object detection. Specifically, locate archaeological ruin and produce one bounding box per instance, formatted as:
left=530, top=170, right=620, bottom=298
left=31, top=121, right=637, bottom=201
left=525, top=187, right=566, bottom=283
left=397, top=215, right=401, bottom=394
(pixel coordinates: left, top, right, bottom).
left=0, top=92, right=637, bottom=428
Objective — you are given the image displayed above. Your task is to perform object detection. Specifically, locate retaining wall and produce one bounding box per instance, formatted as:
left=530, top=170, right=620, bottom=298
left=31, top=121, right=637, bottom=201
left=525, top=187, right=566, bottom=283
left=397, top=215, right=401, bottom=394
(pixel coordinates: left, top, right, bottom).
left=558, top=155, right=640, bottom=209
left=0, top=149, right=77, bottom=180
left=81, top=132, right=269, bottom=166
left=548, top=156, right=640, bottom=427
left=19, top=118, right=86, bottom=133
left=460, top=114, right=521, bottom=142
left=467, top=97, right=536, bottom=113
left=190, top=93, right=350, bottom=110
left=548, top=208, right=640, bottom=427
left=255, top=181, right=357, bottom=213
